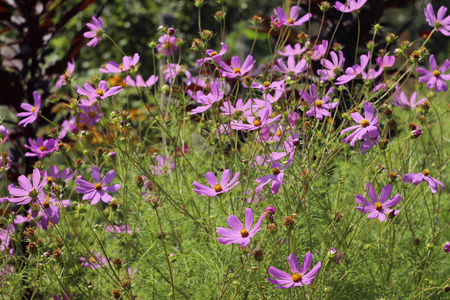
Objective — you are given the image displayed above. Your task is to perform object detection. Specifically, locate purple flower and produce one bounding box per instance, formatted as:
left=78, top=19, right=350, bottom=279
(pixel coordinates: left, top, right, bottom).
left=327, top=248, right=342, bottom=263
left=216, top=208, right=263, bottom=247
left=8, top=168, right=47, bottom=205
left=246, top=189, right=265, bottom=204
left=312, top=40, right=328, bottom=61
left=392, top=91, right=426, bottom=110
left=411, top=126, right=422, bottom=139
left=0, top=156, right=12, bottom=171
left=219, top=55, right=256, bottom=79
left=83, top=17, right=104, bottom=47
left=273, top=6, right=311, bottom=27
left=273, top=56, right=308, bottom=76
left=150, top=155, right=174, bottom=175
left=157, top=34, right=178, bottom=55
left=231, top=104, right=281, bottom=131
left=340, top=102, right=380, bottom=146
left=355, top=183, right=401, bottom=222
left=220, top=98, right=252, bottom=116
left=299, top=84, right=338, bottom=121
left=318, top=51, right=345, bottom=81
left=335, top=0, right=367, bottom=13
left=197, top=42, right=228, bottom=66
left=193, top=169, right=240, bottom=197
left=0, top=224, right=14, bottom=255
left=104, top=224, right=138, bottom=234
left=24, top=137, right=58, bottom=159
left=56, top=59, right=75, bottom=88
left=278, top=43, right=306, bottom=56
left=255, top=158, right=293, bottom=194
left=15, top=197, right=69, bottom=231
left=80, top=251, right=108, bottom=269
left=77, top=80, right=123, bottom=106
left=189, top=79, right=224, bottom=114
left=58, top=115, right=79, bottom=139
left=17, top=91, right=41, bottom=127
left=267, top=252, right=322, bottom=288
left=48, top=165, right=74, bottom=183
left=444, top=242, right=450, bottom=253
left=0, top=265, right=14, bottom=283
left=376, top=55, right=395, bottom=69
left=79, top=104, right=102, bottom=127
left=76, top=166, right=121, bottom=205
left=0, top=125, right=8, bottom=143
left=402, top=170, right=445, bottom=193
left=125, top=75, right=158, bottom=87
left=416, top=54, right=450, bottom=92
left=336, top=52, right=370, bottom=85
left=424, top=4, right=450, bottom=36
left=100, top=53, right=140, bottom=73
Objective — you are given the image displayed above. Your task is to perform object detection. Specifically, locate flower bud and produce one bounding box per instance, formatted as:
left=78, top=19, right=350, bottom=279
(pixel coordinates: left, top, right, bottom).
left=319, top=1, right=331, bottom=12
left=386, top=33, right=397, bottom=44
left=253, top=249, right=264, bottom=261
left=214, top=11, right=226, bottom=22
left=200, top=30, right=214, bottom=41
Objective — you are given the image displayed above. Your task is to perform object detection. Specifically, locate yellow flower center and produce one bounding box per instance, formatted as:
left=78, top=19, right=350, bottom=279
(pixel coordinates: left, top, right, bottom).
left=422, top=169, right=430, bottom=176
left=374, top=202, right=383, bottom=210
left=96, top=89, right=104, bottom=96
left=95, top=183, right=102, bottom=191
left=31, top=107, right=37, bottom=113
left=43, top=201, right=50, bottom=209
left=119, top=64, right=123, bottom=71
left=288, top=18, right=294, bottom=24
left=291, top=272, right=302, bottom=282
left=88, top=111, right=96, bottom=118
left=90, top=256, right=97, bottom=263
left=360, top=119, right=370, bottom=127
left=210, top=51, right=218, bottom=56
left=315, top=100, right=323, bottom=107
left=433, top=70, right=440, bottom=77
left=253, top=117, right=262, bottom=127
left=272, top=167, right=281, bottom=175
left=240, top=228, right=249, bottom=237
left=214, top=184, right=223, bottom=192
left=27, top=214, right=32, bottom=219
left=263, top=81, right=271, bottom=87
left=39, top=146, right=47, bottom=151
left=276, top=130, right=282, bottom=137
left=233, top=68, right=241, bottom=74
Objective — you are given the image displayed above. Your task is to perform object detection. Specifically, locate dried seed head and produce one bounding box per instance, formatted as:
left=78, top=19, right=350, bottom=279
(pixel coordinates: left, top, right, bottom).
left=27, top=242, right=38, bottom=253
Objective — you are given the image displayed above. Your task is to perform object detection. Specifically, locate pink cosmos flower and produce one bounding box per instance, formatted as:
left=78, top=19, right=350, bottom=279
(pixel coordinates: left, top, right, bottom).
left=80, top=251, right=108, bottom=269
left=17, top=91, right=41, bottom=127
left=273, top=6, right=311, bottom=27
left=24, top=137, right=58, bottom=159
left=197, top=42, right=228, bottom=66
left=219, top=55, right=256, bottom=78
left=392, top=91, right=426, bottom=110
left=299, top=84, right=338, bottom=121
left=267, top=252, right=322, bottom=288
left=15, top=197, right=69, bottom=231
left=58, top=115, right=79, bottom=139
left=157, top=34, right=178, bottom=55
left=99, top=53, right=140, bottom=73
left=125, top=75, right=158, bottom=87
left=424, top=4, right=450, bottom=36
left=192, top=169, right=240, bottom=197
left=77, top=80, right=123, bottom=106
left=273, top=56, right=308, bottom=76
left=376, top=55, right=395, bottom=70
left=355, top=183, right=401, bottom=222
left=340, top=102, right=379, bottom=146
left=231, top=104, right=281, bottom=131
left=189, top=79, right=224, bottom=114
left=220, top=99, right=252, bottom=116
left=255, top=159, right=291, bottom=194
left=444, top=242, right=450, bottom=253
left=48, top=165, right=74, bottom=183
left=216, top=208, right=263, bottom=247
left=76, top=166, right=122, bottom=205
left=336, top=52, right=370, bottom=85
left=84, top=17, right=104, bottom=47
left=56, top=59, right=75, bottom=88
left=318, top=50, right=345, bottom=81
left=416, top=54, right=450, bottom=92
left=8, top=168, right=47, bottom=205
left=402, top=170, right=445, bottom=193
left=79, top=104, right=102, bottom=127
left=0, top=125, right=8, bottom=143
left=278, top=43, right=306, bottom=56
left=312, top=40, right=328, bottom=61
left=335, top=0, right=367, bottom=13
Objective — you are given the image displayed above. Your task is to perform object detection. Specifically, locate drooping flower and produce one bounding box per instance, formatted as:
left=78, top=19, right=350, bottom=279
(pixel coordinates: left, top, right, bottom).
left=392, top=91, right=426, bottom=110
left=24, top=137, right=58, bottom=159
left=17, top=91, right=41, bottom=127
left=312, top=40, right=328, bottom=61
left=125, top=75, right=158, bottom=88
left=157, top=34, right=178, bottom=55
left=197, top=42, right=228, bottom=66
left=99, top=53, right=140, bottom=73
left=76, top=166, right=122, bottom=205
left=273, top=6, right=311, bottom=27
left=77, top=80, right=123, bottom=106
left=318, top=50, right=345, bottom=81
left=340, top=102, right=380, bottom=146
left=0, top=125, right=8, bottom=143
left=219, top=55, right=256, bottom=79
left=402, top=170, right=445, bottom=193
left=299, top=84, right=338, bottom=121
left=8, top=168, right=47, bottom=205
left=56, top=59, right=75, bottom=88
left=424, top=4, right=450, bottom=36
left=376, top=55, right=395, bottom=70
left=58, top=115, right=79, bottom=139
left=80, top=251, right=108, bottom=269
left=444, top=242, right=450, bottom=253
left=267, top=252, right=322, bottom=288
left=334, top=0, right=367, bottom=13
left=216, top=208, right=263, bottom=247
left=355, top=183, right=401, bottom=222
left=416, top=54, right=450, bottom=92
left=83, top=16, right=104, bottom=47
left=192, top=169, right=240, bottom=197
